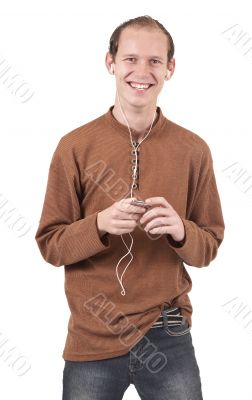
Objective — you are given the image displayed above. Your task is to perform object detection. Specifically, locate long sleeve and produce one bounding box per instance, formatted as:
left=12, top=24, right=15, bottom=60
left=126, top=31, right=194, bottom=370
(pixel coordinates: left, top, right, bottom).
left=166, top=143, right=225, bottom=267
left=35, top=140, right=110, bottom=267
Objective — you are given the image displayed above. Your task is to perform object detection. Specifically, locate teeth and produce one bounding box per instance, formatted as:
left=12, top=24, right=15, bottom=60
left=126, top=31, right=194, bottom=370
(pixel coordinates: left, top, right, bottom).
left=129, top=82, right=151, bottom=89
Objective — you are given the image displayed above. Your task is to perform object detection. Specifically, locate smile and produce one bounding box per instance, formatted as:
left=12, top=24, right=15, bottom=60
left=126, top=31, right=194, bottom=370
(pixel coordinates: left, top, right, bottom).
left=127, top=81, right=154, bottom=91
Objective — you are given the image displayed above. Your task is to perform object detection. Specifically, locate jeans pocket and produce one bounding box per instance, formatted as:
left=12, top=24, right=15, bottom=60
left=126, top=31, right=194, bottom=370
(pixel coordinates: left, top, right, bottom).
left=164, top=319, right=191, bottom=337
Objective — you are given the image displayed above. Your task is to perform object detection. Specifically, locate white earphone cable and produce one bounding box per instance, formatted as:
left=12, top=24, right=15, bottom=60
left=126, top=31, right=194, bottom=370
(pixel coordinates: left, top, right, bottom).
left=115, top=90, right=157, bottom=295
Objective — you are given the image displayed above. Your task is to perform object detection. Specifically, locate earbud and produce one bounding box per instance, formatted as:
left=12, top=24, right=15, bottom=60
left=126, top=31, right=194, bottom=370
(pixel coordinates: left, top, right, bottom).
left=165, top=70, right=171, bottom=79
left=110, top=65, right=114, bottom=74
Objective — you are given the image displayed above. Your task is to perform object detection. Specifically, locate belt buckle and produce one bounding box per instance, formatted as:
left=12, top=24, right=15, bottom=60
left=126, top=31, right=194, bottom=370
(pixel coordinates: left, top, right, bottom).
left=161, top=307, right=183, bottom=328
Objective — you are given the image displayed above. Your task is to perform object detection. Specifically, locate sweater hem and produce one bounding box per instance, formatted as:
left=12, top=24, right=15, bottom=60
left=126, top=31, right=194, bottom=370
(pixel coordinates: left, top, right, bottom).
left=62, top=309, right=165, bottom=362
left=62, top=346, right=133, bottom=362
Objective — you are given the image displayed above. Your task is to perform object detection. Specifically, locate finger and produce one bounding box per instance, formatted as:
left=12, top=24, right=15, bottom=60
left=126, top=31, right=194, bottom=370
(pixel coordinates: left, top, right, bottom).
left=118, top=197, right=142, bottom=212
left=148, top=226, right=168, bottom=234
left=144, top=217, right=169, bottom=232
left=121, top=204, right=146, bottom=215
left=140, top=207, right=170, bottom=225
left=126, top=212, right=143, bottom=221
left=145, top=197, right=172, bottom=208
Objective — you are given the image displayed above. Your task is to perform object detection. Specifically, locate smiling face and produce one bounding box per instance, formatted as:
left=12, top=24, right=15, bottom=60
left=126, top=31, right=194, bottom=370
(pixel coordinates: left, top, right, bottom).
left=106, top=26, right=175, bottom=111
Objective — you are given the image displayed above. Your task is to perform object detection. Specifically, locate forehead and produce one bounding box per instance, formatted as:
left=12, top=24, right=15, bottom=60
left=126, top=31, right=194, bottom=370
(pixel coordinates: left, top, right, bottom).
left=117, top=26, right=168, bottom=58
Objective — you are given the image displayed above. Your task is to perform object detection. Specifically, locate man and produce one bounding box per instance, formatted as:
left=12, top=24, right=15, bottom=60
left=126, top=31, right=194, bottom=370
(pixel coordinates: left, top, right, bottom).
left=35, top=15, right=225, bottom=400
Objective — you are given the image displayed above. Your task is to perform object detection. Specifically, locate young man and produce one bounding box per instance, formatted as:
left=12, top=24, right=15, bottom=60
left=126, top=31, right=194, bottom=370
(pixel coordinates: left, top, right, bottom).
left=35, top=15, right=225, bottom=400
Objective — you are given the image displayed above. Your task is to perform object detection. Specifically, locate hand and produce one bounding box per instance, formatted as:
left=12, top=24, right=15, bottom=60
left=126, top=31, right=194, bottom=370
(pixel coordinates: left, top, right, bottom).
left=97, top=197, right=146, bottom=236
left=139, top=197, right=185, bottom=242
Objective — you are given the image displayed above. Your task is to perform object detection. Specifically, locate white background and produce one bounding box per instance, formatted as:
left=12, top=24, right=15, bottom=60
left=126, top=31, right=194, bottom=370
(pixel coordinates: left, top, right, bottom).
left=0, top=0, right=251, bottom=399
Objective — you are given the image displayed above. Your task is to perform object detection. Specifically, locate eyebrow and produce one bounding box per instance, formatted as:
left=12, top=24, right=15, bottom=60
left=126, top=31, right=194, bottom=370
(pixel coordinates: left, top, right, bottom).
left=121, top=54, right=164, bottom=60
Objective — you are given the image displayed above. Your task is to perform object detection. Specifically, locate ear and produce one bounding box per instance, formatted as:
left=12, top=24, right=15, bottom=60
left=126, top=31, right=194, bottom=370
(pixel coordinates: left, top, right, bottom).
left=165, top=58, right=176, bottom=80
left=105, top=52, right=115, bottom=75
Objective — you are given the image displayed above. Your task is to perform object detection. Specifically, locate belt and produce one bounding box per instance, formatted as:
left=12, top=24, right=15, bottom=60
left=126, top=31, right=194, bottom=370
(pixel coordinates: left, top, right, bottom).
left=150, top=306, right=184, bottom=328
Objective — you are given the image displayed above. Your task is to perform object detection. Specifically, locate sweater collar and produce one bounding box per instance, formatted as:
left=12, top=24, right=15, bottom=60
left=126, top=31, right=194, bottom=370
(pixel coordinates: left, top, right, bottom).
left=104, top=105, right=165, bottom=141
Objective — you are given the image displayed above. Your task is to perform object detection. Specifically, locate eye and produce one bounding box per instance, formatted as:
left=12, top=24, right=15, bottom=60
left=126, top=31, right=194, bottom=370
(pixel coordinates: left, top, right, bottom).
left=151, top=59, right=161, bottom=64
left=126, top=58, right=136, bottom=62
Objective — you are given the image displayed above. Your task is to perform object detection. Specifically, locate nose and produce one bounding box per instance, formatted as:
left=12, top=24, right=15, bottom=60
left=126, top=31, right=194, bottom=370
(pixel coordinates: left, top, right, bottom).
left=134, top=60, right=151, bottom=80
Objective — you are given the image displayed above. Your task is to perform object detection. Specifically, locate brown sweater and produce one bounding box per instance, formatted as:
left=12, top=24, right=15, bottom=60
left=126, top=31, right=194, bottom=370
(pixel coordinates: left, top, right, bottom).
left=35, top=105, right=225, bottom=361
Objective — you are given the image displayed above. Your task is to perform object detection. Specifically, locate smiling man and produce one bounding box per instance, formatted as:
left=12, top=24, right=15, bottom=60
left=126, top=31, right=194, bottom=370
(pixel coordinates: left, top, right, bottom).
left=106, top=22, right=175, bottom=142
left=35, top=15, right=225, bottom=400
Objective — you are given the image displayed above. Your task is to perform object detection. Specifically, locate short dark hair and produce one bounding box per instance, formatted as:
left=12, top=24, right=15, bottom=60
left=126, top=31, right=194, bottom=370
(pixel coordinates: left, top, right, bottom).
left=108, top=15, right=175, bottom=63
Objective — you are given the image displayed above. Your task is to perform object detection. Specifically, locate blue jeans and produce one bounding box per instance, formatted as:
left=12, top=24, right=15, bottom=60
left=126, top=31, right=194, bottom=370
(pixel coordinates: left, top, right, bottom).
left=62, top=309, right=203, bottom=400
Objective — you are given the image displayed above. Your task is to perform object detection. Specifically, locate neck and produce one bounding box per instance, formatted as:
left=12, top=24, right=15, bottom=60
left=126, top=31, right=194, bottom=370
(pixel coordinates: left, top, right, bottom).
left=112, top=97, right=157, bottom=141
